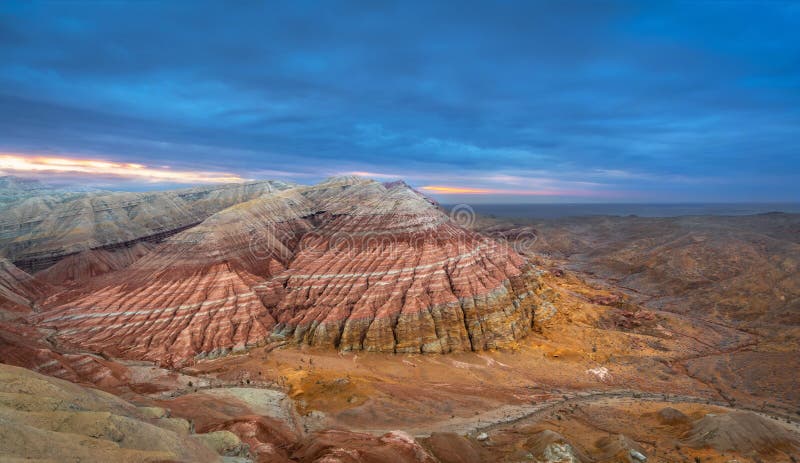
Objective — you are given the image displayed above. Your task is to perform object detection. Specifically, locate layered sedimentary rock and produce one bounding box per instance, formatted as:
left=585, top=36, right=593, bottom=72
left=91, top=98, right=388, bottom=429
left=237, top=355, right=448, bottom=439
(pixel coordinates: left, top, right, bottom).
left=40, top=189, right=317, bottom=366
left=0, top=175, right=92, bottom=208
left=0, top=258, right=48, bottom=315
left=261, top=177, right=539, bottom=353
left=0, top=319, right=131, bottom=388
left=0, top=180, right=295, bottom=272
left=40, top=177, right=540, bottom=366
left=0, top=258, right=130, bottom=387
left=35, top=241, right=156, bottom=286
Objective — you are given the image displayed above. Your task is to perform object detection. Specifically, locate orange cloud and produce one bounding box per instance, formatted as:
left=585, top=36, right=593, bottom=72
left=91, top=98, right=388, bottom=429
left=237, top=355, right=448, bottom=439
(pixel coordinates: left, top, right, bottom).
left=421, top=185, right=616, bottom=197
left=0, top=153, right=246, bottom=184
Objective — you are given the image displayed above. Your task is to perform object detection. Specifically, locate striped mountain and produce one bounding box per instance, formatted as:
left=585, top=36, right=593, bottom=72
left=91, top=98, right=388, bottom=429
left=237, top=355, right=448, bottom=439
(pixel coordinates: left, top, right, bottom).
left=35, top=177, right=541, bottom=366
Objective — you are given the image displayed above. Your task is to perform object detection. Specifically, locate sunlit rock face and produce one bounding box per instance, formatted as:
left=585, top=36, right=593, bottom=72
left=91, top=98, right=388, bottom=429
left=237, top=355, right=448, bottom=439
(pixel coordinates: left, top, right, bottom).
left=37, top=178, right=541, bottom=366
left=261, top=177, right=540, bottom=354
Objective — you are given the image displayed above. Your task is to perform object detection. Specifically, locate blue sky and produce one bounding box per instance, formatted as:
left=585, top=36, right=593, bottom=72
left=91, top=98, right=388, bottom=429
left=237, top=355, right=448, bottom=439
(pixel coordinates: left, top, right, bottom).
left=0, top=1, right=798, bottom=203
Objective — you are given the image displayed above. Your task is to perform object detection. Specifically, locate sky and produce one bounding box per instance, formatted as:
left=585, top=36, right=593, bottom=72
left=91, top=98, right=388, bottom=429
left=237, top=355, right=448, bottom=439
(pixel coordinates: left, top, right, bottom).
left=0, top=1, right=798, bottom=203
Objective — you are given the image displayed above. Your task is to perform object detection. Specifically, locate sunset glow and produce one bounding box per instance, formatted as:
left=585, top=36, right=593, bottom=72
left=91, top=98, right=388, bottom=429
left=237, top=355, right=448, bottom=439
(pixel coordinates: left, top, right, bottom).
left=0, top=154, right=246, bottom=184
left=420, top=185, right=592, bottom=196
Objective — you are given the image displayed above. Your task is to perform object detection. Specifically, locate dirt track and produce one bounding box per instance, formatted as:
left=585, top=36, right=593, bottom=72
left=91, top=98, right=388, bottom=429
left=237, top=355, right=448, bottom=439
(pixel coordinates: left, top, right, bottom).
left=350, top=389, right=800, bottom=438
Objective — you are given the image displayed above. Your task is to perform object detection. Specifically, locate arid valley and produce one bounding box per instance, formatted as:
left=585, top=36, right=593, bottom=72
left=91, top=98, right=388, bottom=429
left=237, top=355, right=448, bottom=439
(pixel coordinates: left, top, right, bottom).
left=0, top=175, right=798, bottom=462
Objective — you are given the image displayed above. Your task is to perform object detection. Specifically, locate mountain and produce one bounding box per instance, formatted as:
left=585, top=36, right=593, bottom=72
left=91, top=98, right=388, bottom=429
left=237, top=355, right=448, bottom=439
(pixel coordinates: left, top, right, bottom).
left=0, top=180, right=295, bottom=273
left=259, top=177, right=539, bottom=354
left=37, top=177, right=541, bottom=366
left=34, top=241, right=156, bottom=286
left=0, top=175, right=90, bottom=209
left=0, top=258, right=135, bottom=388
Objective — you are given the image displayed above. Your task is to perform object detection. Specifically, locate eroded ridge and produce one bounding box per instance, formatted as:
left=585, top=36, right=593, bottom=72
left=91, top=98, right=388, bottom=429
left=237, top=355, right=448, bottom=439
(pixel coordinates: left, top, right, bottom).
left=39, top=178, right=541, bottom=366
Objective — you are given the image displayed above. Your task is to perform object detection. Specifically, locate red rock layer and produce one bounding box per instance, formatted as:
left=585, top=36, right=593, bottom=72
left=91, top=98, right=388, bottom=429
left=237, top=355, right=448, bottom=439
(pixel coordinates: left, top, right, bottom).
left=39, top=178, right=540, bottom=365
left=35, top=241, right=155, bottom=286
left=0, top=259, right=129, bottom=387
left=202, top=415, right=299, bottom=463
left=0, top=258, right=49, bottom=315
left=39, top=190, right=317, bottom=367
left=260, top=178, right=538, bottom=353
left=0, top=319, right=130, bottom=388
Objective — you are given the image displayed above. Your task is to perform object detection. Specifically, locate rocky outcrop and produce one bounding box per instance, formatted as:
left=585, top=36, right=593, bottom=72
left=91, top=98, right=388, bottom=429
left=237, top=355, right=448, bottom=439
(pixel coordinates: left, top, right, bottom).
left=261, top=177, right=540, bottom=353
left=526, top=430, right=588, bottom=463
left=1, top=180, right=295, bottom=272
left=204, top=415, right=298, bottom=462
left=38, top=177, right=541, bottom=366
left=292, top=430, right=438, bottom=463
left=595, top=434, right=647, bottom=463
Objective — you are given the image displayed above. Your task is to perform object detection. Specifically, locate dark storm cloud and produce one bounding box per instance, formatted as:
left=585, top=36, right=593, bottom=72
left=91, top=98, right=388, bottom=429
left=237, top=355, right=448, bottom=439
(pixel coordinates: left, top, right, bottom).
left=0, top=0, right=798, bottom=201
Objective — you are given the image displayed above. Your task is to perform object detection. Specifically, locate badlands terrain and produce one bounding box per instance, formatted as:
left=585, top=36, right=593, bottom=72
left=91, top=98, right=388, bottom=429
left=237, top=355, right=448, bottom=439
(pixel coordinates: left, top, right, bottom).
left=0, top=175, right=798, bottom=462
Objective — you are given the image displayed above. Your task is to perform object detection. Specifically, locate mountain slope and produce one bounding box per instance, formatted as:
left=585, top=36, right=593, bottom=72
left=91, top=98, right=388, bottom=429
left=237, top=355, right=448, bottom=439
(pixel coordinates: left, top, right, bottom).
left=0, top=258, right=48, bottom=315
left=261, top=177, right=540, bottom=353
left=0, top=180, right=295, bottom=273
left=39, top=178, right=541, bottom=366
left=0, top=363, right=220, bottom=462
left=39, top=189, right=317, bottom=366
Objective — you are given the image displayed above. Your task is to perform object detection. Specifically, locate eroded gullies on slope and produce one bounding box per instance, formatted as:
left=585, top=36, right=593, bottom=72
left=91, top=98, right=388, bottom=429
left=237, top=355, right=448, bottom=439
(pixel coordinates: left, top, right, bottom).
left=3, top=177, right=800, bottom=462
left=37, top=177, right=542, bottom=366
left=0, top=180, right=296, bottom=274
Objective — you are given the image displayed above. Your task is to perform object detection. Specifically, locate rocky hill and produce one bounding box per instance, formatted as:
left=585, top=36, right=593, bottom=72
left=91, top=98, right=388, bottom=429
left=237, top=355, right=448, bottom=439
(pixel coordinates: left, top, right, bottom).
left=34, top=177, right=540, bottom=366
left=0, top=362, right=229, bottom=462
left=0, top=179, right=295, bottom=273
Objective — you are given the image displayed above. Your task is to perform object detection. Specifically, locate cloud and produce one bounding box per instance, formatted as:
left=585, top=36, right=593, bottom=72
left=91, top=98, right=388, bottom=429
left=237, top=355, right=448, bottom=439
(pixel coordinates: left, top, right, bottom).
left=0, top=2, right=797, bottom=201
left=0, top=153, right=246, bottom=184
left=420, top=185, right=613, bottom=197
